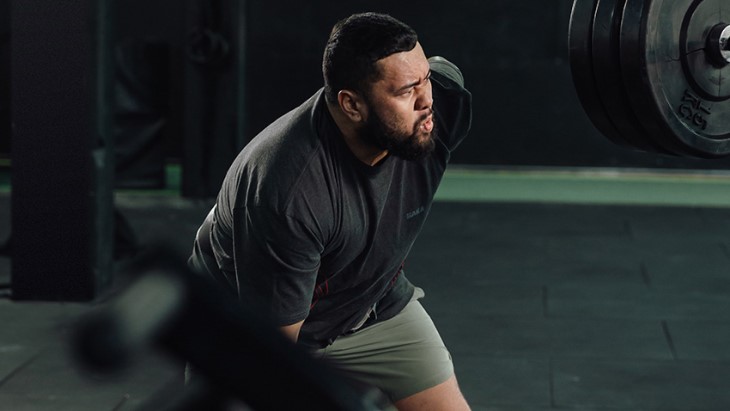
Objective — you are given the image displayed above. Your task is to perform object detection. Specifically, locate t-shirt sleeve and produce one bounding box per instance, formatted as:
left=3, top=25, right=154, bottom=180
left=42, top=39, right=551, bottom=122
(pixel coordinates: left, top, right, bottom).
left=232, top=205, right=322, bottom=325
left=429, top=56, right=473, bottom=152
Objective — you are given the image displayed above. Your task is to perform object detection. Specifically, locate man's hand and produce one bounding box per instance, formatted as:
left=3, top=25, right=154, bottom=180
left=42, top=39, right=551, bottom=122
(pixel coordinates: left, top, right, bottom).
left=280, top=320, right=304, bottom=342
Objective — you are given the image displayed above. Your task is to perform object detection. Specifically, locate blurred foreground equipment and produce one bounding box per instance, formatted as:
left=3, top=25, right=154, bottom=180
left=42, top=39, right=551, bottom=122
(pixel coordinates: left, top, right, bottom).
left=73, top=248, right=392, bottom=411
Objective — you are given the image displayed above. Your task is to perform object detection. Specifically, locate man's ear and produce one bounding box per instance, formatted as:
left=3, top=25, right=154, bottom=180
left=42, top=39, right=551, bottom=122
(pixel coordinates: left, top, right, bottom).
left=337, top=90, right=367, bottom=123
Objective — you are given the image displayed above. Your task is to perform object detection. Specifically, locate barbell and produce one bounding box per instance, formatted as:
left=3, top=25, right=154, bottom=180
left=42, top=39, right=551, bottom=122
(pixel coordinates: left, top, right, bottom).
left=569, top=0, right=730, bottom=158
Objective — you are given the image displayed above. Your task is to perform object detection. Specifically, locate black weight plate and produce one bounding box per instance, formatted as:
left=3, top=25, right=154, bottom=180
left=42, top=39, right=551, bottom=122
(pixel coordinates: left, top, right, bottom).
left=621, top=0, right=730, bottom=158
left=569, top=0, right=635, bottom=148
left=591, top=0, right=671, bottom=153
left=618, top=0, right=688, bottom=156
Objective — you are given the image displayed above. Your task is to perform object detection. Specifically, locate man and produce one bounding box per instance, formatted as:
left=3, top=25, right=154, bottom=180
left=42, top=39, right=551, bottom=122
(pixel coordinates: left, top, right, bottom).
left=190, top=12, right=472, bottom=410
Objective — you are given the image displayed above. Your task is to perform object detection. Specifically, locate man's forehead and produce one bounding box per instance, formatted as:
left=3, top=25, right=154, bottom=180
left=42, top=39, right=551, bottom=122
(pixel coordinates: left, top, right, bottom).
left=374, top=43, right=429, bottom=84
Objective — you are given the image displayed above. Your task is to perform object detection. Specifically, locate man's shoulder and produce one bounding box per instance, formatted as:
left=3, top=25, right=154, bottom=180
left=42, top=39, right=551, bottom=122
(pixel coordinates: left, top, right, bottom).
left=227, top=90, right=338, bottom=210
left=233, top=91, right=324, bottom=180
left=248, top=91, right=324, bottom=156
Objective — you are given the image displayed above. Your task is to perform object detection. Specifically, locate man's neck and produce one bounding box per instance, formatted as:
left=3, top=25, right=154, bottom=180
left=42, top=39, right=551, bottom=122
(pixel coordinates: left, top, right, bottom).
left=326, top=102, right=388, bottom=166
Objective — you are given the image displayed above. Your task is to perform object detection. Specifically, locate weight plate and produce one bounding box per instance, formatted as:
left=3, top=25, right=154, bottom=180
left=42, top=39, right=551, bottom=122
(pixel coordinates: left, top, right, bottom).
left=569, top=0, right=635, bottom=149
left=591, top=0, right=671, bottom=153
left=621, top=0, right=730, bottom=158
left=681, top=3, right=730, bottom=101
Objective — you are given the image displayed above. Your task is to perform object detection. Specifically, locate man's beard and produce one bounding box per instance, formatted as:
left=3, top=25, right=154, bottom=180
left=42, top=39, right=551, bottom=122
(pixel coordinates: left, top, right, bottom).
left=359, top=107, right=437, bottom=161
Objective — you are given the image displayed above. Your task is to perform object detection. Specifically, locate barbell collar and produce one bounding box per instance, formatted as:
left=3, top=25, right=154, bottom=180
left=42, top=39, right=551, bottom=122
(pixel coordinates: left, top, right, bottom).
left=707, top=23, right=730, bottom=67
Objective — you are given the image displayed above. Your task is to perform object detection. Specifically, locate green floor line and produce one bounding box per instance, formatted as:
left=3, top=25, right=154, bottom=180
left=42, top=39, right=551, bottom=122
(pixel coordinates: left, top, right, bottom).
left=435, top=168, right=730, bottom=207
left=4, top=165, right=730, bottom=207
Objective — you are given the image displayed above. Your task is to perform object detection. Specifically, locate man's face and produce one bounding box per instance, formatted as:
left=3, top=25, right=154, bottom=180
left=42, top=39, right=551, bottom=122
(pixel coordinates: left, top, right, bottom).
left=358, top=42, right=436, bottom=161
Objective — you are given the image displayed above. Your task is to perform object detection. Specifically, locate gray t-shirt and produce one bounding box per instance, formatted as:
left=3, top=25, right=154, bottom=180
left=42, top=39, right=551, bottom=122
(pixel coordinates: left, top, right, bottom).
left=191, top=59, right=472, bottom=347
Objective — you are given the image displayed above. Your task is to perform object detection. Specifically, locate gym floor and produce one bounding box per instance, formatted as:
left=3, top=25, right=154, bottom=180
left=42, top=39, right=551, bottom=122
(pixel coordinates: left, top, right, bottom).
left=1, top=166, right=730, bottom=410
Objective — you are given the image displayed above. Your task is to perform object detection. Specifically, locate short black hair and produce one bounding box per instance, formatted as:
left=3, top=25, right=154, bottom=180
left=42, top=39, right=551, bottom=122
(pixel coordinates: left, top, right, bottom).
left=322, top=12, right=418, bottom=104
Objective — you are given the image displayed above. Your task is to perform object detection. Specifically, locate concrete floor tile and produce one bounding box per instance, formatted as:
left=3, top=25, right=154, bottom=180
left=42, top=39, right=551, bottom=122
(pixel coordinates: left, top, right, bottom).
left=420, top=284, right=544, bottom=317
left=414, top=231, right=641, bottom=291
left=4, top=194, right=730, bottom=410
left=433, top=315, right=550, bottom=358
left=454, top=356, right=551, bottom=409
left=408, top=232, right=552, bottom=288
left=433, top=315, right=672, bottom=360
left=425, top=202, right=631, bottom=239
left=546, top=236, right=641, bottom=266
left=628, top=207, right=730, bottom=242
left=549, top=284, right=730, bottom=321
left=553, top=359, right=730, bottom=410
left=0, top=301, right=90, bottom=347
left=453, top=260, right=644, bottom=289
left=0, top=343, right=181, bottom=408
left=652, top=287, right=730, bottom=320
left=648, top=272, right=730, bottom=292
left=421, top=231, right=642, bottom=288
left=639, top=241, right=730, bottom=289
left=547, top=284, right=651, bottom=320
left=411, top=229, right=548, bottom=265
left=445, top=256, right=548, bottom=285
left=698, top=207, right=730, bottom=229
left=0, top=347, right=41, bottom=384
left=665, top=320, right=730, bottom=361
left=0, top=393, right=129, bottom=411
left=550, top=319, right=671, bottom=360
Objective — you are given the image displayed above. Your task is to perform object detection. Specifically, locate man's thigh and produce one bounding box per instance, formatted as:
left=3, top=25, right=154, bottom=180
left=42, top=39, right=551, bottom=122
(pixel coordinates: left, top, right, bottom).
left=316, top=295, right=454, bottom=403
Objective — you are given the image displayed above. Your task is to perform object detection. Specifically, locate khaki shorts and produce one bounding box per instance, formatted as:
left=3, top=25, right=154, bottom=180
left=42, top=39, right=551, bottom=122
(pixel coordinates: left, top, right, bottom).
left=314, top=288, right=454, bottom=402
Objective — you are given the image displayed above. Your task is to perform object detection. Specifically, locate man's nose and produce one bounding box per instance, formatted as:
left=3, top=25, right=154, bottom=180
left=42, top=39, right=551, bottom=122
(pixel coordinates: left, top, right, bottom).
left=415, top=84, right=433, bottom=111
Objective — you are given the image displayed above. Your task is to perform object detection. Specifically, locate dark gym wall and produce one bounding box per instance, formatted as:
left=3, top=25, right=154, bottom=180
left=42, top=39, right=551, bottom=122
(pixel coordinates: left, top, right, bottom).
left=111, top=0, right=184, bottom=188
left=1, top=0, right=9, bottom=155
left=10, top=0, right=114, bottom=300
left=8, top=1, right=730, bottom=170
left=112, top=0, right=244, bottom=196
left=243, top=0, right=730, bottom=170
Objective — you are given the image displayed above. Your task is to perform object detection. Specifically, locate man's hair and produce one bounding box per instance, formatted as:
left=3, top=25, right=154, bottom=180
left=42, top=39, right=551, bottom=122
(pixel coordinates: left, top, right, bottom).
left=322, top=13, right=418, bottom=104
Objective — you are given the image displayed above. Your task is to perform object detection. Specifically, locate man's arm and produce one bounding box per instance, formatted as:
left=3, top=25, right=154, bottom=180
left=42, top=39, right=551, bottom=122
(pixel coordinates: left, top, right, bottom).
left=280, top=320, right=305, bottom=342
left=233, top=206, right=322, bottom=338
left=428, top=56, right=472, bottom=152
left=428, top=56, right=465, bottom=87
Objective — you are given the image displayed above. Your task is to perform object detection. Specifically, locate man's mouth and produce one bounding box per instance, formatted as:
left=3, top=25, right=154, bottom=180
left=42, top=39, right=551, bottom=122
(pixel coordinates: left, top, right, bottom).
left=420, top=115, right=434, bottom=133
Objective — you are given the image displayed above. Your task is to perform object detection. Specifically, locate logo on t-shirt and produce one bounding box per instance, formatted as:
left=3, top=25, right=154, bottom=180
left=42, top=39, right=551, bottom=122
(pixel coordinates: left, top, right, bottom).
left=405, top=206, right=425, bottom=220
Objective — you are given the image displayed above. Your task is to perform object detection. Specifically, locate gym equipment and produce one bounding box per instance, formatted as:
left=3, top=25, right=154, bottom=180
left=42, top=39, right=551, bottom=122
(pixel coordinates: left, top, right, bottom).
left=569, top=0, right=730, bottom=158
left=73, top=248, right=393, bottom=411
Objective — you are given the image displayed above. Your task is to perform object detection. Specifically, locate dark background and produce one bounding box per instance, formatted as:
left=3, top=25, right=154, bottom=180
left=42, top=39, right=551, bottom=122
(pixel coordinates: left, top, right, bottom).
left=3, top=0, right=730, bottom=172
left=1, top=0, right=9, bottom=154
